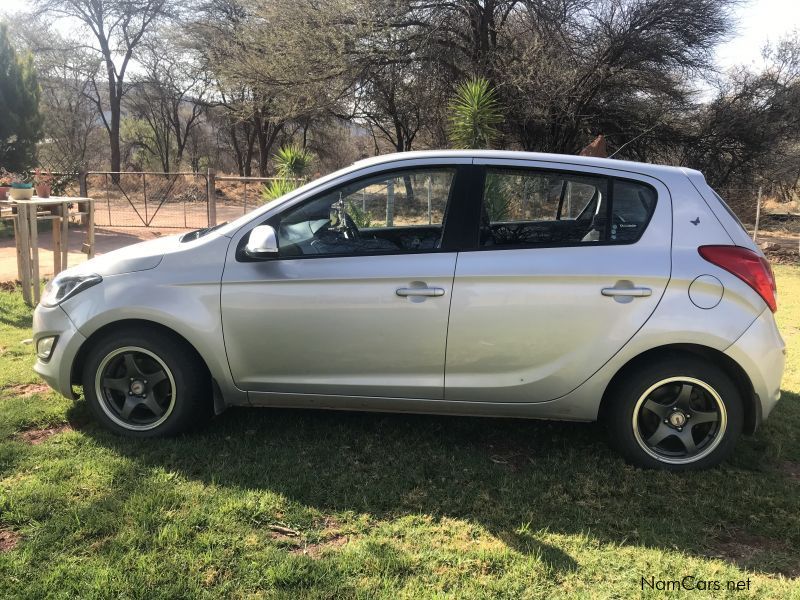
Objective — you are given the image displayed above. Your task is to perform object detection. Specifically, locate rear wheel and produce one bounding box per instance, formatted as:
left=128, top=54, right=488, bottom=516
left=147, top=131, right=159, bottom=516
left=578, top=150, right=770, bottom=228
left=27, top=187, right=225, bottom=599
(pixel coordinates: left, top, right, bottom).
left=82, top=329, right=211, bottom=437
left=606, top=357, right=743, bottom=470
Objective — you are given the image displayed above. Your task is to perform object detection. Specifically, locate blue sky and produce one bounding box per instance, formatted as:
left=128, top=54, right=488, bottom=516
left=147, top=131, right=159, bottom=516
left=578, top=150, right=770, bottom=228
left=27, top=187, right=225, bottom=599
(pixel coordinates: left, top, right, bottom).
left=3, top=0, right=799, bottom=72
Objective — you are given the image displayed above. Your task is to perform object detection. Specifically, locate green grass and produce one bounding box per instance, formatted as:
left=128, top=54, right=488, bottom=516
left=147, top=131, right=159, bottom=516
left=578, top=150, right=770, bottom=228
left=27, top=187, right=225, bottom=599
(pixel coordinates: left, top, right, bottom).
left=1, top=267, right=800, bottom=598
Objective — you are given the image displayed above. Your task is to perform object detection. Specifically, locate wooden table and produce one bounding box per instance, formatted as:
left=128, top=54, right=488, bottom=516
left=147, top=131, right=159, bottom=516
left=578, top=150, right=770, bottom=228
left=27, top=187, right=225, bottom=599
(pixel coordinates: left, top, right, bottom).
left=3, top=197, right=95, bottom=305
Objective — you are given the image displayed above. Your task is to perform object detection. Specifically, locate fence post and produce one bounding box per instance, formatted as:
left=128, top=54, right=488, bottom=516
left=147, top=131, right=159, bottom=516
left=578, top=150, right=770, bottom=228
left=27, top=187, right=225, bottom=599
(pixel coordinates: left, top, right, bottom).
left=386, top=179, right=394, bottom=227
left=142, top=173, right=149, bottom=226
left=427, top=176, right=432, bottom=224
left=79, top=169, right=89, bottom=226
left=752, top=186, right=762, bottom=242
left=207, top=168, right=217, bottom=226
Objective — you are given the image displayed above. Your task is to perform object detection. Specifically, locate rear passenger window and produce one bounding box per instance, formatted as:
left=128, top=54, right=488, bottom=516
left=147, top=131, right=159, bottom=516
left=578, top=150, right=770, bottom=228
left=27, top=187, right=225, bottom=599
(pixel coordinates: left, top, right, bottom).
left=479, top=168, right=656, bottom=248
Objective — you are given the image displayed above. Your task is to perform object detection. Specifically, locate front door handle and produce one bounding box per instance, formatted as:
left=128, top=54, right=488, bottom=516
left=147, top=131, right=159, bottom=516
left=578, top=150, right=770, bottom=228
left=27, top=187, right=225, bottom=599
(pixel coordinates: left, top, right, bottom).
left=601, top=286, right=652, bottom=298
left=396, top=287, right=445, bottom=297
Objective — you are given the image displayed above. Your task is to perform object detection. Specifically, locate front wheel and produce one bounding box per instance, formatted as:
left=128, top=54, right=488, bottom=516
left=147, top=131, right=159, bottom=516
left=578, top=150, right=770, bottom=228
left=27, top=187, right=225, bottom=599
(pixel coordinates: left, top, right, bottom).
left=605, top=357, right=743, bottom=470
left=82, top=329, right=211, bottom=437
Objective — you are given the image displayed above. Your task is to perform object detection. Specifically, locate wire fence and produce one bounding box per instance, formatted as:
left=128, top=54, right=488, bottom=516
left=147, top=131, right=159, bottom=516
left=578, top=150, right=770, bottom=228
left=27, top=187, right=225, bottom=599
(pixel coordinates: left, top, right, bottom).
left=213, top=175, right=301, bottom=225
left=86, top=172, right=210, bottom=228
left=719, top=186, right=800, bottom=257
left=46, top=171, right=799, bottom=257
left=57, top=171, right=292, bottom=229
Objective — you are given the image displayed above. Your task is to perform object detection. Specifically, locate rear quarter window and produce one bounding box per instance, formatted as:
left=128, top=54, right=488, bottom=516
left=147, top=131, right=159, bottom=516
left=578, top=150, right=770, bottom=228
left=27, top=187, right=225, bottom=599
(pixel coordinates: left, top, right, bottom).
left=611, top=180, right=657, bottom=243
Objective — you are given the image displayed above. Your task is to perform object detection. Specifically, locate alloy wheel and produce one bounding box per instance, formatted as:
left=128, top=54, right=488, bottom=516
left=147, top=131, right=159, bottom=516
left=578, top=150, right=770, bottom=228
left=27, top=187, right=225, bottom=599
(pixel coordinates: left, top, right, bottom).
left=632, top=376, right=727, bottom=465
left=95, top=346, right=177, bottom=431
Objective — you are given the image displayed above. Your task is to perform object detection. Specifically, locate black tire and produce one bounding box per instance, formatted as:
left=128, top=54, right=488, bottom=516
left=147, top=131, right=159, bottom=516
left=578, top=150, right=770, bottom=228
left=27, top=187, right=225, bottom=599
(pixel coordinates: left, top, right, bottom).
left=605, top=356, right=743, bottom=470
left=82, top=327, right=211, bottom=437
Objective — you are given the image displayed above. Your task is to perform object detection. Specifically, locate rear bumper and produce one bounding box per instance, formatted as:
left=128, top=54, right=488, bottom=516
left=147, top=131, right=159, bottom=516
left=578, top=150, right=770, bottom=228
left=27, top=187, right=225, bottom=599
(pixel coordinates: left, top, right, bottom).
left=724, top=309, right=786, bottom=426
left=32, top=304, right=86, bottom=398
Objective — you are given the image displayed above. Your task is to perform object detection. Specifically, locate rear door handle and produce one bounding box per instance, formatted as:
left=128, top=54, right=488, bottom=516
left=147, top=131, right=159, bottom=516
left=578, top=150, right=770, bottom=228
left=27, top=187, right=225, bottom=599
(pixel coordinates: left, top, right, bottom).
left=601, top=287, right=652, bottom=297
left=396, top=287, right=445, bottom=297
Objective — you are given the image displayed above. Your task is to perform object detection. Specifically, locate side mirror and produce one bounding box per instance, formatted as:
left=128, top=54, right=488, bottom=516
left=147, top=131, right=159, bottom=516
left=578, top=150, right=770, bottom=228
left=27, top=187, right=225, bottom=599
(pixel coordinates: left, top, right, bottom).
left=245, top=225, right=279, bottom=257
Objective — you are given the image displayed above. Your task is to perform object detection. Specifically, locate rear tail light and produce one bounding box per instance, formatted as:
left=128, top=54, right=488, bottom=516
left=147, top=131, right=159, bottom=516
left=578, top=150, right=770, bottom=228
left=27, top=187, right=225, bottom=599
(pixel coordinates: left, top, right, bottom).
left=698, top=245, right=777, bottom=312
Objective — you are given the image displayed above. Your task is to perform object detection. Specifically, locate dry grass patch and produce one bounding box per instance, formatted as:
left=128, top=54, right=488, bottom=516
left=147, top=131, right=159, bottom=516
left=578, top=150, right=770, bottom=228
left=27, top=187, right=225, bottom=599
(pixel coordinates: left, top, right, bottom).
left=283, top=517, right=350, bottom=558
left=16, top=424, right=73, bottom=445
left=780, top=461, right=800, bottom=483
left=290, top=534, right=349, bottom=558
left=0, top=527, right=21, bottom=552
left=4, top=383, right=51, bottom=398
left=711, top=530, right=799, bottom=578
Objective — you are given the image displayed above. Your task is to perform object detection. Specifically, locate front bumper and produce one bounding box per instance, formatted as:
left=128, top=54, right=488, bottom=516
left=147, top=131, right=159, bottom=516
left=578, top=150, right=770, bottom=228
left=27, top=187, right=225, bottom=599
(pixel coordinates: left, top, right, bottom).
left=725, top=308, right=786, bottom=424
left=32, top=304, right=86, bottom=398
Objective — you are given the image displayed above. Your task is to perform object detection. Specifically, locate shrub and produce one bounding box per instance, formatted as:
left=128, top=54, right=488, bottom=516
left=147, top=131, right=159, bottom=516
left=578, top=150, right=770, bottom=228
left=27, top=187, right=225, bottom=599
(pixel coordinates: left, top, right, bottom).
left=261, top=178, right=299, bottom=202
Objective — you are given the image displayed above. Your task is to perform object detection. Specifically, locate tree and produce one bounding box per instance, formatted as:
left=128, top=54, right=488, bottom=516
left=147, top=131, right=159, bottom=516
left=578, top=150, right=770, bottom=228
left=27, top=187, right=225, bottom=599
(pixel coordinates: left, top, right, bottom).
left=33, top=0, right=176, bottom=177
left=490, top=0, right=736, bottom=154
left=345, top=10, right=443, bottom=153
left=0, top=22, right=43, bottom=172
left=683, top=36, right=800, bottom=193
left=8, top=16, right=104, bottom=171
left=126, top=37, right=210, bottom=172
left=186, top=0, right=291, bottom=176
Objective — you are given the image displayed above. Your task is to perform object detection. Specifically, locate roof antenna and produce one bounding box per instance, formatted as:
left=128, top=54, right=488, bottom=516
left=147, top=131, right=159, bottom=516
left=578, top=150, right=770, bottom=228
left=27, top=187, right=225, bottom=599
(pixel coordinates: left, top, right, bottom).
left=608, top=122, right=662, bottom=159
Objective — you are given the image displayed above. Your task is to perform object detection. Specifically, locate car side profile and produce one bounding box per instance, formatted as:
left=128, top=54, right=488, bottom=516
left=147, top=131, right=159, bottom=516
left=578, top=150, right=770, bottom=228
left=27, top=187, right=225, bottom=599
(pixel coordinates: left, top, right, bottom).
left=32, top=151, right=785, bottom=470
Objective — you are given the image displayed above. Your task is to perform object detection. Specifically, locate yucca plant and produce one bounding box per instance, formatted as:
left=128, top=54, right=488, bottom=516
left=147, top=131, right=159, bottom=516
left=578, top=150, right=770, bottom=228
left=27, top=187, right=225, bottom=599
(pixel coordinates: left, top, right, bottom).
left=483, top=172, right=515, bottom=222
left=260, top=177, right=299, bottom=202
left=448, top=77, right=503, bottom=149
left=346, top=200, right=372, bottom=229
left=274, top=144, right=313, bottom=179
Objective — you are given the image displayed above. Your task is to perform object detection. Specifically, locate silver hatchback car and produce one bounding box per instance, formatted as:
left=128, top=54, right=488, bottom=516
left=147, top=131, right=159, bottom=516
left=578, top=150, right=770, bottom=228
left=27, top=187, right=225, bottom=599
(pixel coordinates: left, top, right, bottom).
left=32, top=151, right=785, bottom=470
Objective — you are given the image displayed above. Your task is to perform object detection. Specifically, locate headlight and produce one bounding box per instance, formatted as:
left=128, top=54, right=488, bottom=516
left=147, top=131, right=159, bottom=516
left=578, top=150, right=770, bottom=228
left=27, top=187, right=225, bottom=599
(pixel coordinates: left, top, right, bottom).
left=41, top=274, right=102, bottom=307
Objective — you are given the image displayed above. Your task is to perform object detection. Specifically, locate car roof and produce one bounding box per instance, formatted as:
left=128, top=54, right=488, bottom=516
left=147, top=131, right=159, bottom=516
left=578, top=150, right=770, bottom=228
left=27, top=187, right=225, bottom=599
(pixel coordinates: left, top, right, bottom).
left=353, top=150, right=702, bottom=180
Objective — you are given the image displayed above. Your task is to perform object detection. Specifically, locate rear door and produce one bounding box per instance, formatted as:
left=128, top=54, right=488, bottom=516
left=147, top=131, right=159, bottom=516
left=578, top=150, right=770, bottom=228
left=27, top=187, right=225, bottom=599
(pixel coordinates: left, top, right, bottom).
left=445, top=159, right=672, bottom=402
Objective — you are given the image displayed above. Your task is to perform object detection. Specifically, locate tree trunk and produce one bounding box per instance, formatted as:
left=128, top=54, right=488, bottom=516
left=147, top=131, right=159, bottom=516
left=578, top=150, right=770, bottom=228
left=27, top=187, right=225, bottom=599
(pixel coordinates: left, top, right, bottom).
left=255, top=115, right=282, bottom=177
left=403, top=174, right=415, bottom=202
left=230, top=126, right=245, bottom=176
left=109, top=94, right=122, bottom=182
left=244, top=126, right=256, bottom=177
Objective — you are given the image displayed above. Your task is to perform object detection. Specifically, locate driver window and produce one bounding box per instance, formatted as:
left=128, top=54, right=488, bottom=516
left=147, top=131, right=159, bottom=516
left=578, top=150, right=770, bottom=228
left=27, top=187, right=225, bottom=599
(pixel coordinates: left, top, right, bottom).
left=272, top=168, right=456, bottom=257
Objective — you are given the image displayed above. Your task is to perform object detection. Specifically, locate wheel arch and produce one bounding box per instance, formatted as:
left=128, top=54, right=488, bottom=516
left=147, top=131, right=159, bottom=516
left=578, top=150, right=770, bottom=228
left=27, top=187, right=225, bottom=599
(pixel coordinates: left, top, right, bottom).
left=598, top=343, right=759, bottom=434
left=70, top=319, right=226, bottom=414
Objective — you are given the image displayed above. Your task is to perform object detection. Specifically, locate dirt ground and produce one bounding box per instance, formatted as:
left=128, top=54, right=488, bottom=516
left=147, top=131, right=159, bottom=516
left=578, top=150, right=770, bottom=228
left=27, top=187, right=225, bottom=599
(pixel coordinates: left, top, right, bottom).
left=0, top=202, right=250, bottom=283
left=91, top=198, right=250, bottom=229
left=0, top=223, right=188, bottom=282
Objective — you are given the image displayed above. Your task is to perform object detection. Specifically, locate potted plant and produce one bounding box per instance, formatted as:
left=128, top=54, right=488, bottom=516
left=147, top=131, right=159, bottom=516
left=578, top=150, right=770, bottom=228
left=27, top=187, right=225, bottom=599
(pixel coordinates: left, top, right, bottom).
left=34, top=168, right=53, bottom=198
left=0, top=169, right=10, bottom=200
left=9, top=174, right=34, bottom=201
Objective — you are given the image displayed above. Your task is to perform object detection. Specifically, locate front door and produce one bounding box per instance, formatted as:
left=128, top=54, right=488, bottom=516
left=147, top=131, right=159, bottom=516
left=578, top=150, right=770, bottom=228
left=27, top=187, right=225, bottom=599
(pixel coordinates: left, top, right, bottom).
left=221, top=164, right=467, bottom=399
left=445, top=160, right=672, bottom=402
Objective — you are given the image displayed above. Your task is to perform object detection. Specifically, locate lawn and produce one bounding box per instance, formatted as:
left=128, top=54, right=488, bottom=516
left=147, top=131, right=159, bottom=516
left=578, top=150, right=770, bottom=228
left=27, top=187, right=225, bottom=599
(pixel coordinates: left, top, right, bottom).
left=1, top=267, right=799, bottom=599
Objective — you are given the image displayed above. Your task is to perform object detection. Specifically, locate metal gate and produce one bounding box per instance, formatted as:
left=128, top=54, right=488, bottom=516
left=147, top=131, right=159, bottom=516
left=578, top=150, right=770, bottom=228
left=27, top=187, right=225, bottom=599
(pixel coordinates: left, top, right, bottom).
left=85, top=171, right=210, bottom=229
